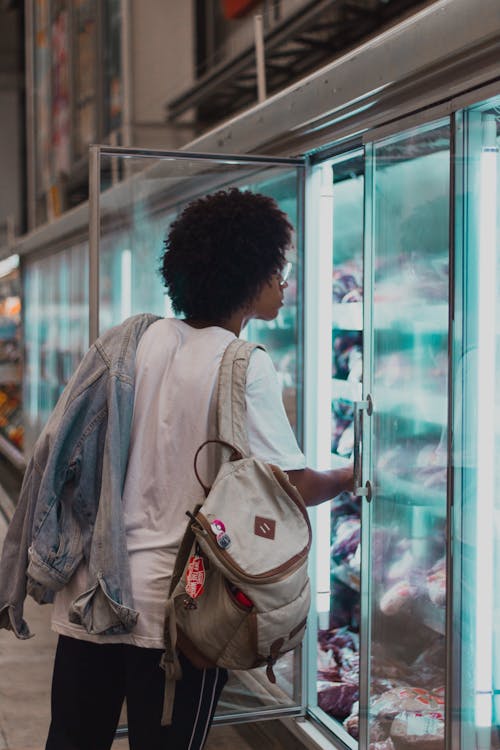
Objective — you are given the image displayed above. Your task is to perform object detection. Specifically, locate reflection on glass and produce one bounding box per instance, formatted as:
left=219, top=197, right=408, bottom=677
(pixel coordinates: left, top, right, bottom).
left=368, top=121, right=450, bottom=749
left=23, top=244, right=89, bottom=453
left=454, top=97, right=500, bottom=750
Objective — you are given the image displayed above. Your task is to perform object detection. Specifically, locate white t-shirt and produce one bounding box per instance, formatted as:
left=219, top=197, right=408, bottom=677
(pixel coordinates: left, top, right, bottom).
left=52, top=319, right=306, bottom=647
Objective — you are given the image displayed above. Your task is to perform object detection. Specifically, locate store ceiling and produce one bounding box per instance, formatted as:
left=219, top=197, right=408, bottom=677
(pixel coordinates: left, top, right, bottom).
left=166, top=0, right=436, bottom=130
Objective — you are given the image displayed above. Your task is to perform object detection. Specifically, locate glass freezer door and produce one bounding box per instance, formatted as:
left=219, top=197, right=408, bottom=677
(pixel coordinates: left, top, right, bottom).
left=360, top=120, right=450, bottom=749
left=88, top=144, right=306, bottom=727
left=452, top=96, right=500, bottom=750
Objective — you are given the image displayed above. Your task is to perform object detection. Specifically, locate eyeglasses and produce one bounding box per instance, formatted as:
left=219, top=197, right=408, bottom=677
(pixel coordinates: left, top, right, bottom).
left=277, top=261, right=292, bottom=287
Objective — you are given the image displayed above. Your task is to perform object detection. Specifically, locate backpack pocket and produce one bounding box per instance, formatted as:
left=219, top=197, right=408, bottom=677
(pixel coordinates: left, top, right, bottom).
left=173, top=560, right=310, bottom=673
left=217, top=576, right=311, bottom=671
left=174, top=561, right=253, bottom=664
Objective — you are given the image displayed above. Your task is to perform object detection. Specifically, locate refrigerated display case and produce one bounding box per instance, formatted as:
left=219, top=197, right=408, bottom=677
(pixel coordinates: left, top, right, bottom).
left=452, top=95, right=500, bottom=750
left=22, top=243, right=89, bottom=455
left=302, top=117, right=452, bottom=750
left=0, top=256, right=23, bottom=456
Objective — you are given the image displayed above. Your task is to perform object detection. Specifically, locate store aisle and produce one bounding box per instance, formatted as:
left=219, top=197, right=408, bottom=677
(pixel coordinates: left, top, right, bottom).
left=0, top=499, right=57, bottom=750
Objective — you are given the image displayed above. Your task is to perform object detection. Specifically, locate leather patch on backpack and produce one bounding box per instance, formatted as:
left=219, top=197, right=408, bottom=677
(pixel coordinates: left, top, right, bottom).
left=254, top=516, right=276, bottom=540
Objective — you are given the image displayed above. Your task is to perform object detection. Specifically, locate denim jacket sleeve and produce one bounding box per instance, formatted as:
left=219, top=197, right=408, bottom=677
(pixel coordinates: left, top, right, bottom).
left=0, top=348, right=103, bottom=638
left=0, top=459, right=41, bottom=638
left=0, top=313, right=158, bottom=639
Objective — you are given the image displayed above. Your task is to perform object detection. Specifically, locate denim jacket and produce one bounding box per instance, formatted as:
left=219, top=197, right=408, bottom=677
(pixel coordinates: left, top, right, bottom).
left=0, top=313, right=160, bottom=639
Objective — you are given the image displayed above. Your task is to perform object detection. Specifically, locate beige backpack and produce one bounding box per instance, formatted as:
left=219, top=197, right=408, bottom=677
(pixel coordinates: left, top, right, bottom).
left=161, top=339, right=312, bottom=725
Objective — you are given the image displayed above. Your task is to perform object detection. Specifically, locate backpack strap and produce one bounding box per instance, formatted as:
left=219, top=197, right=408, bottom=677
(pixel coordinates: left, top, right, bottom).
left=216, top=338, right=264, bottom=458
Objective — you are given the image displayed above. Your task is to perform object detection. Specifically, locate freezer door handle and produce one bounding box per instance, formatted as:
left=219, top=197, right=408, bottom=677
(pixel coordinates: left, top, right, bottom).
left=353, top=395, right=373, bottom=496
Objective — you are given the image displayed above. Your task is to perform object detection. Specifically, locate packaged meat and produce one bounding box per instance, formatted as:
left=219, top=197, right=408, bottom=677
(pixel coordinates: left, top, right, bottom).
left=370, top=719, right=391, bottom=742
left=329, top=578, right=359, bottom=628
left=338, top=648, right=359, bottom=681
left=331, top=491, right=360, bottom=517
left=343, top=701, right=359, bottom=739
left=380, top=580, right=419, bottom=615
left=390, top=710, right=444, bottom=749
left=332, top=331, right=362, bottom=379
left=425, top=558, right=446, bottom=607
left=317, top=682, right=359, bottom=719
left=387, top=549, right=415, bottom=583
left=318, top=626, right=358, bottom=654
left=332, top=270, right=362, bottom=304
left=371, top=686, right=444, bottom=722
left=331, top=393, right=355, bottom=455
left=337, top=421, right=354, bottom=456
left=317, top=664, right=342, bottom=682
left=331, top=517, right=360, bottom=560
left=369, top=740, right=395, bottom=750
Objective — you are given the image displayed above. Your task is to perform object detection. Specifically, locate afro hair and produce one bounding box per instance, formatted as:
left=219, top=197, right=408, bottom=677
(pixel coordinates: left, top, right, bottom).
left=160, top=188, right=293, bottom=322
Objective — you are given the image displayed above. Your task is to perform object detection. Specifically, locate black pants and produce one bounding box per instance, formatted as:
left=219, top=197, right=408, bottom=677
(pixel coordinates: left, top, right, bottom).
left=45, top=635, right=228, bottom=750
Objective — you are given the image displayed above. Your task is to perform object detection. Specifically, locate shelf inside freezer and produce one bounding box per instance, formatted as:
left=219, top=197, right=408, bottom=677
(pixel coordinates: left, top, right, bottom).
left=332, top=302, right=362, bottom=331
left=375, top=386, right=447, bottom=426
left=376, top=471, right=446, bottom=513
left=375, top=303, right=448, bottom=333
left=331, top=378, right=362, bottom=401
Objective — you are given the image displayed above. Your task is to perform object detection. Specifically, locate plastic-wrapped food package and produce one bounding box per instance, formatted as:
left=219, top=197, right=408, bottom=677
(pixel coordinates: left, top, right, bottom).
left=379, top=580, right=420, bottom=616
left=386, top=547, right=415, bottom=583
left=317, top=663, right=342, bottom=682
left=329, top=577, right=359, bottom=629
left=343, top=701, right=359, bottom=739
left=331, top=516, right=360, bottom=560
left=318, top=626, right=358, bottom=654
left=317, top=682, right=359, bottom=719
left=332, top=268, right=363, bottom=304
left=331, top=491, right=360, bottom=518
left=339, top=648, right=359, bottom=683
left=331, top=397, right=354, bottom=455
left=390, top=711, right=444, bottom=749
left=371, top=687, right=444, bottom=723
left=332, top=332, right=362, bottom=379
left=336, top=421, right=354, bottom=456
left=425, top=557, right=446, bottom=607
left=369, top=739, right=395, bottom=750
left=317, top=627, right=360, bottom=720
